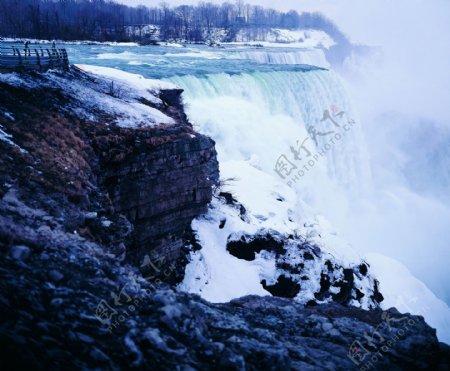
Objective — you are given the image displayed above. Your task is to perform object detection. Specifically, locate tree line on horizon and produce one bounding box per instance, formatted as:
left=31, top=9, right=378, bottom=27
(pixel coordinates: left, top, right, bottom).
left=0, top=0, right=346, bottom=43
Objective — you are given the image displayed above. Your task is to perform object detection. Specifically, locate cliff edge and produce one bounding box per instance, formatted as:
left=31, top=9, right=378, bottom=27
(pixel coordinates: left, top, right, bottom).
left=0, top=65, right=219, bottom=281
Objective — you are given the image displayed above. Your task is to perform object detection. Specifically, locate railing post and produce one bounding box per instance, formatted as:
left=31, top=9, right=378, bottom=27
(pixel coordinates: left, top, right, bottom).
left=35, top=49, right=41, bottom=70
left=62, top=49, right=69, bottom=69
left=46, top=49, right=53, bottom=69
left=16, top=48, right=22, bottom=68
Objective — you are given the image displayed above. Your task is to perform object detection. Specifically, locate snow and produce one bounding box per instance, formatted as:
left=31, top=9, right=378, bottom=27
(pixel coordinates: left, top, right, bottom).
left=180, top=160, right=375, bottom=306
left=0, top=123, right=27, bottom=153
left=0, top=65, right=178, bottom=129
left=0, top=125, right=16, bottom=146
left=228, top=29, right=335, bottom=49
left=178, top=161, right=285, bottom=302
left=366, top=253, right=450, bottom=344
left=161, top=42, right=184, bottom=48
left=179, top=207, right=272, bottom=302
left=76, top=64, right=176, bottom=91
left=271, top=29, right=335, bottom=49
left=220, top=161, right=365, bottom=267
left=2, top=110, right=15, bottom=121
left=101, top=219, right=113, bottom=228
left=124, top=24, right=160, bottom=40
left=69, top=64, right=177, bottom=128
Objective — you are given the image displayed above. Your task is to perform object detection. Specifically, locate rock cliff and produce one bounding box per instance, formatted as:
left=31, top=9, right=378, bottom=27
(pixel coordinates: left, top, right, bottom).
left=0, top=66, right=218, bottom=280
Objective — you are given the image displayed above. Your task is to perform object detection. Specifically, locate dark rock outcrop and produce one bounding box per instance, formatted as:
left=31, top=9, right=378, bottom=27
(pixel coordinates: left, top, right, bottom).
left=227, top=233, right=286, bottom=261
left=0, top=205, right=449, bottom=371
left=226, top=228, right=383, bottom=308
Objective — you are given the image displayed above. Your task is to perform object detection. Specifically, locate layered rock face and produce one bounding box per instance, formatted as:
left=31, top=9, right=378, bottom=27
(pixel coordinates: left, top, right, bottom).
left=0, top=68, right=449, bottom=370
left=100, top=124, right=218, bottom=267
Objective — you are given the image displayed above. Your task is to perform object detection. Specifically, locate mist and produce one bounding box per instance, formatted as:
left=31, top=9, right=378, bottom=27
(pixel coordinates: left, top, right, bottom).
left=311, top=0, right=450, bottom=304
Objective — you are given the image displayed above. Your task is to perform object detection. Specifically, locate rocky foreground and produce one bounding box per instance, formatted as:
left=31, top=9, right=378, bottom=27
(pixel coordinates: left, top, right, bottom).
left=0, top=68, right=449, bottom=370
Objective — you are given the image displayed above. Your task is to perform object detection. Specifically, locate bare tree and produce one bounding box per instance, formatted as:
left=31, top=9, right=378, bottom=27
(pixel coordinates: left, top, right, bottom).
left=0, top=0, right=344, bottom=44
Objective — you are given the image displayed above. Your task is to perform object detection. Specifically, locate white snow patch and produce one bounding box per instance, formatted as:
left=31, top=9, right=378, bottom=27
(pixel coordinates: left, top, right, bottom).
left=101, top=219, right=113, bottom=228
left=0, top=125, right=15, bottom=146
left=179, top=208, right=272, bottom=303
left=0, top=67, right=177, bottom=128
left=76, top=64, right=176, bottom=91
left=69, top=65, right=177, bottom=128
left=161, top=42, right=184, bottom=48
left=228, top=29, right=335, bottom=49
left=2, top=111, right=15, bottom=121
left=0, top=124, right=27, bottom=153
left=180, top=160, right=371, bottom=305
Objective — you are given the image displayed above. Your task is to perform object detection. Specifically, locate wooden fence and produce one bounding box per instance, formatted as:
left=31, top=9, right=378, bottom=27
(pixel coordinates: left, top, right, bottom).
left=0, top=43, right=69, bottom=71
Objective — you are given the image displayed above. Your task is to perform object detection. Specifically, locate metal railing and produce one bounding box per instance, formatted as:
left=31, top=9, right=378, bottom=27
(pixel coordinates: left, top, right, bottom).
left=0, top=43, right=69, bottom=71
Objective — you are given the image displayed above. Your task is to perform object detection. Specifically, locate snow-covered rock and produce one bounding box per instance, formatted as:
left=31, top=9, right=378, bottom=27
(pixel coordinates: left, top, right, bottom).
left=74, top=64, right=176, bottom=128
left=230, top=28, right=335, bottom=49
left=180, top=160, right=382, bottom=309
left=0, top=65, right=177, bottom=129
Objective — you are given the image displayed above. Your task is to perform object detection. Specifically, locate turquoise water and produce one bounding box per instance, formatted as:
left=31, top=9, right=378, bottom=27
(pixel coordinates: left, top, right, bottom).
left=65, top=42, right=361, bottom=187
left=66, top=43, right=323, bottom=79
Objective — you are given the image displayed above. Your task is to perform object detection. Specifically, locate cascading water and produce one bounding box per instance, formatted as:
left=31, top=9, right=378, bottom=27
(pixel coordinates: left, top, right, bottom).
left=233, top=49, right=330, bottom=68
left=168, top=69, right=370, bottom=210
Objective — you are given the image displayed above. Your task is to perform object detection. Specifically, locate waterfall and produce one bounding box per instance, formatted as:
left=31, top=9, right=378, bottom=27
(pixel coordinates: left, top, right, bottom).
left=168, top=69, right=370, bottom=207
left=232, top=49, right=330, bottom=68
